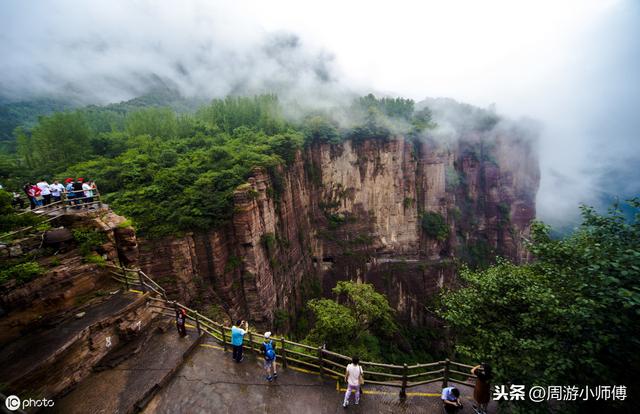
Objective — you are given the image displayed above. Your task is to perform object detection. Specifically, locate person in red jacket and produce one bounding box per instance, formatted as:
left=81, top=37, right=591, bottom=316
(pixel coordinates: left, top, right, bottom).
left=29, top=183, right=42, bottom=207
left=23, top=183, right=36, bottom=209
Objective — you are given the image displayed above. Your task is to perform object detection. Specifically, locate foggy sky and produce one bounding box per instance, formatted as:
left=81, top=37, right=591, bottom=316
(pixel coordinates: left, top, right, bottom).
left=1, top=0, right=638, bottom=227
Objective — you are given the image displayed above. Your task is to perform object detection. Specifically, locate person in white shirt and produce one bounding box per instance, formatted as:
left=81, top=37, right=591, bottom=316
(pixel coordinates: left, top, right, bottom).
left=36, top=180, right=51, bottom=206
left=343, top=356, right=364, bottom=408
left=82, top=180, right=94, bottom=206
left=49, top=180, right=65, bottom=203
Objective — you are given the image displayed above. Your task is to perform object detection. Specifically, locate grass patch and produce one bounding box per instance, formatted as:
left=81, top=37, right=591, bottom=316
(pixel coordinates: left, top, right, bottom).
left=0, top=261, right=44, bottom=285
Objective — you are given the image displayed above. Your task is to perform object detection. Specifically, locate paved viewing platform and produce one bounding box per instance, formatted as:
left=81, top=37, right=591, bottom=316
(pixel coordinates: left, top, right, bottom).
left=143, top=334, right=493, bottom=414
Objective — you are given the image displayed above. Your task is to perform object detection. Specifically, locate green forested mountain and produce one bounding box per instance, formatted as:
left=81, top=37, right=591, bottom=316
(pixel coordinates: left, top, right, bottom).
left=0, top=98, right=77, bottom=146
left=0, top=93, right=440, bottom=236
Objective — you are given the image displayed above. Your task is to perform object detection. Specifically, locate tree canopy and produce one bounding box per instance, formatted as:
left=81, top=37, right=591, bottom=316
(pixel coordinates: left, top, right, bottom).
left=305, top=281, right=398, bottom=361
left=0, top=93, right=435, bottom=237
left=439, top=200, right=640, bottom=412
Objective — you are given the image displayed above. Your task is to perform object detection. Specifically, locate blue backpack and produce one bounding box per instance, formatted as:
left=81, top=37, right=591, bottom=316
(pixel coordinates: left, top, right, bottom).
left=264, top=340, right=275, bottom=360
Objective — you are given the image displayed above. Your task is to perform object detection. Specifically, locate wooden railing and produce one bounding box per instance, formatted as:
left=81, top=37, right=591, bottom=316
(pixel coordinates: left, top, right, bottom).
left=110, top=266, right=476, bottom=398
left=1, top=189, right=104, bottom=240
left=17, top=188, right=103, bottom=216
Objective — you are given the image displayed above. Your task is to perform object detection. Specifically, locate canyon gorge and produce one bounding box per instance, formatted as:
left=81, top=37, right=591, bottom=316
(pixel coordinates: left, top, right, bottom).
left=138, top=127, right=539, bottom=330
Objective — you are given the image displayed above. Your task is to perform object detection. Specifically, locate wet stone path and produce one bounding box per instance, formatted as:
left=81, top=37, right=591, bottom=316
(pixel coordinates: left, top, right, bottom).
left=143, top=336, right=488, bottom=414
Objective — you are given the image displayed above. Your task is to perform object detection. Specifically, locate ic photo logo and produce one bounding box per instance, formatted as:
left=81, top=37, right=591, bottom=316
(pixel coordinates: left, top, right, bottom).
left=4, top=395, right=20, bottom=411
left=4, top=394, right=55, bottom=411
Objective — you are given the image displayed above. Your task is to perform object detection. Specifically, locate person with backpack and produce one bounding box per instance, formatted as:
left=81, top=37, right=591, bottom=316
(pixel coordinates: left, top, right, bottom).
left=231, top=320, right=248, bottom=363
left=261, top=331, right=278, bottom=382
left=470, top=363, right=492, bottom=413
left=343, top=355, right=364, bottom=408
left=442, top=386, right=463, bottom=413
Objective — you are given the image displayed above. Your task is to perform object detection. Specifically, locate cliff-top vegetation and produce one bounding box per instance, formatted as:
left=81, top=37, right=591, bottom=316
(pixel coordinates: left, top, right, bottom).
left=0, top=93, right=483, bottom=237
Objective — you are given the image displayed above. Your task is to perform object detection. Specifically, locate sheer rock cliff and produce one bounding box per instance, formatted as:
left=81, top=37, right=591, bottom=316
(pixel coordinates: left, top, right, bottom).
left=138, top=132, right=539, bottom=328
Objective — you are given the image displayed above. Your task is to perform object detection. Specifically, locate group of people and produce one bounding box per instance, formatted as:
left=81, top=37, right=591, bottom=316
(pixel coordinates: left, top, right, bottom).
left=231, top=320, right=278, bottom=381
left=175, top=314, right=279, bottom=382
left=175, top=313, right=492, bottom=412
left=20, top=178, right=97, bottom=210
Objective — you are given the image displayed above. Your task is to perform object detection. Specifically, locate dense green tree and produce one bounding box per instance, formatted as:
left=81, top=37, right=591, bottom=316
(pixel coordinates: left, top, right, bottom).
left=0, top=190, right=43, bottom=233
left=306, top=281, right=397, bottom=360
left=439, top=200, right=640, bottom=412
left=302, top=114, right=341, bottom=144
left=125, top=107, right=177, bottom=139
left=17, top=112, right=92, bottom=175
left=3, top=93, right=438, bottom=236
left=421, top=211, right=448, bottom=241
left=195, top=95, right=287, bottom=134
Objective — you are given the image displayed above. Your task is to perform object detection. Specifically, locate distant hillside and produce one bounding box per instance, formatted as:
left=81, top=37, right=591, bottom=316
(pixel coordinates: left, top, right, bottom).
left=0, top=87, right=205, bottom=146
left=0, top=99, right=77, bottom=145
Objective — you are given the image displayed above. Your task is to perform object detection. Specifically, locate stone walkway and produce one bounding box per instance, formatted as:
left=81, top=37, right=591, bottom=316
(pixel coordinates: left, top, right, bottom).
left=53, top=321, right=199, bottom=414
left=143, top=336, right=493, bottom=414
left=0, top=291, right=139, bottom=389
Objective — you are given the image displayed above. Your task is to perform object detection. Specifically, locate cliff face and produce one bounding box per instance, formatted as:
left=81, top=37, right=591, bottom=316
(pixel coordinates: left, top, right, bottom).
left=138, top=133, right=538, bottom=327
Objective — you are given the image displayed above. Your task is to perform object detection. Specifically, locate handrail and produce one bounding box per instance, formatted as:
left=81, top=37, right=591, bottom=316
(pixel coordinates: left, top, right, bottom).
left=16, top=188, right=102, bottom=216
left=0, top=201, right=106, bottom=240
left=111, top=266, right=479, bottom=398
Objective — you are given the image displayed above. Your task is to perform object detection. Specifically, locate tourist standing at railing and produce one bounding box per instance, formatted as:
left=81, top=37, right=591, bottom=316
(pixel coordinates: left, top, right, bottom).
left=231, top=320, right=249, bottom=363
left=176, top=308, right=187, bottom=337
left=72, top=178, right=84, bottom=208
left=50, top=180, right=65, bottom=203
left=470, top=363, right=492, bottom=414
left=23, top=183, right=35, bottom=209
left=261, top=332, right=278, bottom=382
left=90, top=180, right=98, bottom=203
left=82, top=179, right=93, bottom=207
left=343, top=356, right=364, bottom=408
left=65, top=178, right=74, bottom=205
left=29, top=183, right=43, bottom=207
left=36, top=179, right=51, bottom=206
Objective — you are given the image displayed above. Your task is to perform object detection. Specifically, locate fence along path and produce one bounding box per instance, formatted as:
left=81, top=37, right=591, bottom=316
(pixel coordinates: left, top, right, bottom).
left=108, top=265, right=476, bottom=398
left=1, top=189, right=104, bottom=240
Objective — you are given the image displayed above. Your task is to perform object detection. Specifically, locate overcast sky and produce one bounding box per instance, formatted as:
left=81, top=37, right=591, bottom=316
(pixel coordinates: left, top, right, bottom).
left=1, top=0, right=638, bottom=226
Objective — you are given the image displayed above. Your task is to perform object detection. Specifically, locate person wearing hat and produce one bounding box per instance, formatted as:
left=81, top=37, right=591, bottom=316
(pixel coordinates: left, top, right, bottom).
left=261, top=331, right=278, bottom=382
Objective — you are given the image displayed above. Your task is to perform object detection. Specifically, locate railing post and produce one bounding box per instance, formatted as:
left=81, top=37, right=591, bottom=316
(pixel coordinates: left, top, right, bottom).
left=221, top=327, right=228, bottom=351
left=400, top=363, right=408, bottom=399
left=248, top=331, right=254, bottom=354
left=280, top=337, right=287, bottom=368
left=121, top=265, right=129, bottom=291
left=443, top=359, right=450, bottom=388
left=138, top=270, right=145, bottom=291
left=318, top=347, right=324, bottom=377
left=195, top=311, right=202, bottom=335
